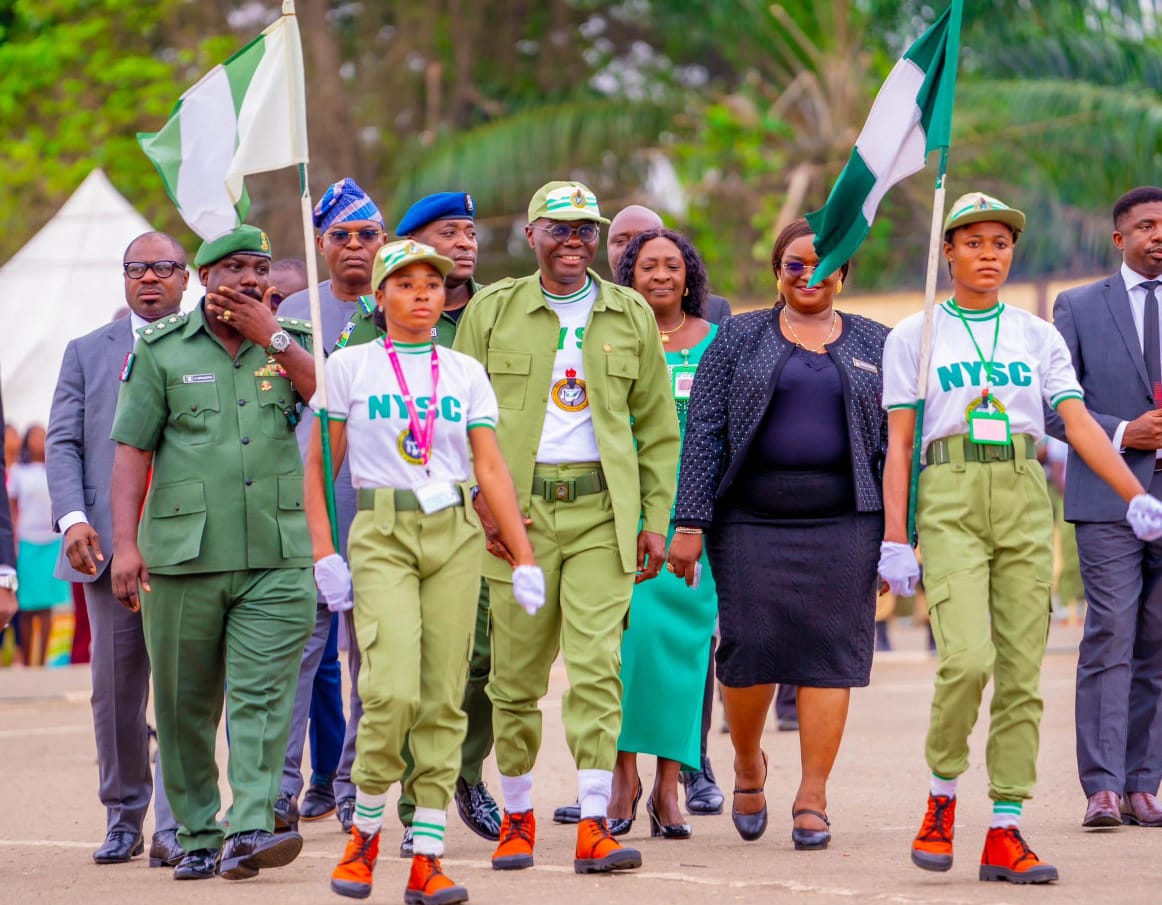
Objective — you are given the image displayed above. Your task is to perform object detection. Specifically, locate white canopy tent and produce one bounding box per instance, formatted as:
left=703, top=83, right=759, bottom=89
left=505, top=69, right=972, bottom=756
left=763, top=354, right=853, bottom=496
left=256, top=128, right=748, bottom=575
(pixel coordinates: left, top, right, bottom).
left=0, top=169, right=202, bottom=430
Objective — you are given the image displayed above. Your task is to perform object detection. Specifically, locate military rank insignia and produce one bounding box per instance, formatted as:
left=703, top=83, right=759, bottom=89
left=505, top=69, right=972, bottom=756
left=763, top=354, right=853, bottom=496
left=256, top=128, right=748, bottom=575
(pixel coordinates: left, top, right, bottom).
left=120, top=352, right=135, bottom=382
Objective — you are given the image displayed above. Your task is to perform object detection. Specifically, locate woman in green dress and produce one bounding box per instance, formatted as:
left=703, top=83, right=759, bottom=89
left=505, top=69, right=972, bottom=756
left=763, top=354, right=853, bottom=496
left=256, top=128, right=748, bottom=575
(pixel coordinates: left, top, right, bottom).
left=606, top=229, right=719, bottom=838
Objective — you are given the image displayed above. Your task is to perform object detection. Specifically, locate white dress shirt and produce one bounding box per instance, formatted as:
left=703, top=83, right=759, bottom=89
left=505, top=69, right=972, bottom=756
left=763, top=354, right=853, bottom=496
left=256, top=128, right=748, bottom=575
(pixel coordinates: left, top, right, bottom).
left=1111, top=263, right=1162, bottom=459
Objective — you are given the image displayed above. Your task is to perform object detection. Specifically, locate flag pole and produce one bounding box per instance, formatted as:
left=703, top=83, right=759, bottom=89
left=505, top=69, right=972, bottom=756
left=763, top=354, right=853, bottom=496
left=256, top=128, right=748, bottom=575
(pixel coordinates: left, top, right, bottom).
left=907, top=153, right=948, bottom=544
left=299, top=164, right=340, bottom=550
left=906, top=0, right=963, bottom=545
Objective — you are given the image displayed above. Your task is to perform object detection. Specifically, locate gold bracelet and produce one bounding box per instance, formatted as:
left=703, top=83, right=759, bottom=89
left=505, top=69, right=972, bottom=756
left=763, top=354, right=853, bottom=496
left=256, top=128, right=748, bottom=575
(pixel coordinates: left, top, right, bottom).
left=674, top=526, right=703, bottom=535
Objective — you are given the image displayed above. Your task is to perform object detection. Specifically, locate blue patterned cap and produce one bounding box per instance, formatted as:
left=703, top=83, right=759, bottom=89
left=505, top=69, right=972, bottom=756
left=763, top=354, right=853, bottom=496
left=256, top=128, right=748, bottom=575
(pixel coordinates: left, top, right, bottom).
left=313, top=178, right=384, bottom=232
left=395, top=192, right=476, bottom=236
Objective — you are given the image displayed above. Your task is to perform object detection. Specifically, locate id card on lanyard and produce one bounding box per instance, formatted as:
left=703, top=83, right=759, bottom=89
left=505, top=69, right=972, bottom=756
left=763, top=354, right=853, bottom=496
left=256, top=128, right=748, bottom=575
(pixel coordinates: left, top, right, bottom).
left=383, top=336, right=458, bottom=513
left=952, top=302, right=1012, bottom=446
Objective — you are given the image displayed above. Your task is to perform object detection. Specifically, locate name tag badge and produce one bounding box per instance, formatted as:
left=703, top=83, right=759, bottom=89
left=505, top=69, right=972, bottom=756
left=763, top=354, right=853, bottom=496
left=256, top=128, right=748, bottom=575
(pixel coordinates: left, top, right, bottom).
left=182, top=373, right=216, bottom=384
left=414, top=479, right=460, bottom=515
left=671, top=364, right=697, bottom=401
left=852, top=357, right=879, bottom=375
left=968, top=408, right=1011, bottom=445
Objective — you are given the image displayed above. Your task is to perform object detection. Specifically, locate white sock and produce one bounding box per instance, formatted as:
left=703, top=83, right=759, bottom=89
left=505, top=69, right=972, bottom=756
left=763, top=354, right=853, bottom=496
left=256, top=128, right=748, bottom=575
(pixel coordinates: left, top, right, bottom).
left=412, top=807, right=447, bottom=857
left=578, top=769, right=613, bottom=820
left=354, top=789, right=387, bottom=835
left=500, top=771, right=534, bottom=813
left=930, top=774, right=958, bottom=799
left=990, top=801, right=1022, bottom=829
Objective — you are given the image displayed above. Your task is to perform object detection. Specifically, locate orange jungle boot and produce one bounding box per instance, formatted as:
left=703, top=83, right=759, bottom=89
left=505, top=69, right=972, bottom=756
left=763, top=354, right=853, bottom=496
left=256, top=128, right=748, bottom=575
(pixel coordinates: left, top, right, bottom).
left=330, top=827, right=379, bottom=899
left=979, top=827, right=1059, bottom=884
left=911, top=794, right=955, bottom=871
left=491, top=809, right=535, bottom=870
left=405, top=854, right=468, bottom=905
left=574, top=816, right=642, bottom=874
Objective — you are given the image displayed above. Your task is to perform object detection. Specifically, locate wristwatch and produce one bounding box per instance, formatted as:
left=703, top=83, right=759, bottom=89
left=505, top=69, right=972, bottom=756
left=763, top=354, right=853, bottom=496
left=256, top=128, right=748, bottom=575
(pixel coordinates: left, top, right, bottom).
left=0, top=573, right=18, bottom=592
left=265, top=330, right=293, bottom=355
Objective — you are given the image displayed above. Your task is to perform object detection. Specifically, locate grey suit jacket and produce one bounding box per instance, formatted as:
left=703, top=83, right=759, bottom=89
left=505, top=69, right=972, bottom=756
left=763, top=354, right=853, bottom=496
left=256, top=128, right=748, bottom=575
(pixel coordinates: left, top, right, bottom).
left=46, top=317, right=135, bottom=581
left=1046, top=272, right=1157, bottom=522
left=705, top=293, right=732, bottom=325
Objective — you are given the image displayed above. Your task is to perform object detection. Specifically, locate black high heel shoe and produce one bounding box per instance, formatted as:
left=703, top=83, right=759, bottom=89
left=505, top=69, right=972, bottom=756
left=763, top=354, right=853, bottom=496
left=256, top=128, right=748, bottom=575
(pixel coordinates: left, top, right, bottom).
left=609, top=778, right=643, bottom=836
left=647, top=797, right=692, bottom=839
left=791, top=807, right=831, bottom=850
left=731, top=751, right=769, bottom=842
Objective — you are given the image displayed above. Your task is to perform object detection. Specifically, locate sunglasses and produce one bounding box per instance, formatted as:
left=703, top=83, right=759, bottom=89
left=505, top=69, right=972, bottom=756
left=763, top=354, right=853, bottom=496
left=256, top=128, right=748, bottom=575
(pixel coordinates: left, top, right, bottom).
left=531, top=223, right=600, bottom=243
left=325, top=228, right=385, bottom=246
left=124, top=260, right=184, bottom=279
left=781, top=261, right=817, bottom=278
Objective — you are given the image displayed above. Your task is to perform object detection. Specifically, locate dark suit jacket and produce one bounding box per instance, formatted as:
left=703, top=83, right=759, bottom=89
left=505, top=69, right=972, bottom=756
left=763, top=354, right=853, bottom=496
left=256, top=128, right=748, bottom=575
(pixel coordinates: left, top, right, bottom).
left=675, top=306, right=889, bottom=528
left=1046, top=272, right=1158, bottom=522
left=45, top=317, right=135, bottom=581
left=0, top=387, right=15, bottom=568
left=705, top=293, right=732, bottom=325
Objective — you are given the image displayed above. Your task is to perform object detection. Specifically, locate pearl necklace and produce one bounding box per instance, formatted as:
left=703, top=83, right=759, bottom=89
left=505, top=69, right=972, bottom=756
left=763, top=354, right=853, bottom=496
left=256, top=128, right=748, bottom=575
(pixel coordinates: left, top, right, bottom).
left=783, top=308, right=838, bottom=353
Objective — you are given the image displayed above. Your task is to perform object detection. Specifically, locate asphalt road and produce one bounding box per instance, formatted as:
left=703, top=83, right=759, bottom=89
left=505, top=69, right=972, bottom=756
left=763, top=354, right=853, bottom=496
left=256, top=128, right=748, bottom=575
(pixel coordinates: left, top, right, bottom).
left=1, top=621, right=1159, bottom=905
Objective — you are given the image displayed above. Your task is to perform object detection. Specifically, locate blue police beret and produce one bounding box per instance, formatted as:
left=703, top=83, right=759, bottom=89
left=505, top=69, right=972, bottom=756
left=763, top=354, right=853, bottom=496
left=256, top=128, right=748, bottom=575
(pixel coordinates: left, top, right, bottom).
left=395, top=192, right=476, bottom=237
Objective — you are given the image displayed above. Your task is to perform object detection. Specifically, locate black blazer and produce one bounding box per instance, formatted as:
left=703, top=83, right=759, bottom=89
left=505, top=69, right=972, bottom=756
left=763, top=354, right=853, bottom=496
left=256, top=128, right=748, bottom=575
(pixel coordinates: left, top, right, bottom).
left=674, top=306, right=889, bottom=527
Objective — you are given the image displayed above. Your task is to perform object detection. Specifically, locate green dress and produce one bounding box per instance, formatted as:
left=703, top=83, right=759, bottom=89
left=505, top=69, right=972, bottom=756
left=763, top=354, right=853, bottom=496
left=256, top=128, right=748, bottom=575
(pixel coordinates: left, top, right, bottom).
left=617, top=323, right=719, bottom=769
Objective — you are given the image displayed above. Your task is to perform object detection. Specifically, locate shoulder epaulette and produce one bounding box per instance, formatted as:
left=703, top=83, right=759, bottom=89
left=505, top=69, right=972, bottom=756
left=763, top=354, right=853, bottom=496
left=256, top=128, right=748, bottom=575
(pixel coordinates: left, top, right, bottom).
left=277, top=316, right=313, bottom=334
left=136, top=312, right=188, bottom=343
left=470, top=277, right=518, bottom=301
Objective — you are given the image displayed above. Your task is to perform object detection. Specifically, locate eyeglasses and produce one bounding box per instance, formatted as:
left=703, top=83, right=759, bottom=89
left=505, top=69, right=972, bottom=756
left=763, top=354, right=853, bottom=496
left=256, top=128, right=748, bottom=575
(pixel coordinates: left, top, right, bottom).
left=781, top=261, right=817, bottom=278
left=531, top=223, right=600, bottom=243
left=124, top=260, right=184, bottom=279
left=325, top=228, right=384, bottom=246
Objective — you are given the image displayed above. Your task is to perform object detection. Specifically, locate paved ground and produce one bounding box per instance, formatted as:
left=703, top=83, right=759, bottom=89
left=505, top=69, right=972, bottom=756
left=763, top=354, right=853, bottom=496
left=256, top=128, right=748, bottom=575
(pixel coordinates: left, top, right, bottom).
left=2, top=620, right=1159, bottom=905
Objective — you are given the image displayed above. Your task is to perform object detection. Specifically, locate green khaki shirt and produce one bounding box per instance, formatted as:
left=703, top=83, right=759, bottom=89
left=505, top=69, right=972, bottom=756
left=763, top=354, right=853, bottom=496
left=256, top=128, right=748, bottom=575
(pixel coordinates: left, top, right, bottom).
left=453, top=269, right=679, bottom=576
left=340, top=280, right=481, bottom=351
left=110, top=302, right=314, bottom=575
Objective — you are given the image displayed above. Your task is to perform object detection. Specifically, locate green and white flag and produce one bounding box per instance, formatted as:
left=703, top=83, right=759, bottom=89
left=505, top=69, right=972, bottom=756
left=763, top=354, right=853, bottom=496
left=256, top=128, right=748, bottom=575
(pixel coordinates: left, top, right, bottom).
left=139, top=0, right=308, bottom=241
left=806, top=1, right=962, bottom=284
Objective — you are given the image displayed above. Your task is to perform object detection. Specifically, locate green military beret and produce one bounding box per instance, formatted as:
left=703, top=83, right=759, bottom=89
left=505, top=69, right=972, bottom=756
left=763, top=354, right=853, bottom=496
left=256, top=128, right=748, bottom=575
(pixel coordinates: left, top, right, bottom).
left=194, top=225, right=273, bottom=268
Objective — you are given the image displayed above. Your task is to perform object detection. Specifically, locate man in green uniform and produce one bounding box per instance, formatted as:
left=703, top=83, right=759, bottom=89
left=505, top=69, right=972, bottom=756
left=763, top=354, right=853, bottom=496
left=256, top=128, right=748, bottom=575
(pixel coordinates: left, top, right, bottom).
left=109, top=226, right=317, bottom=882
left=454, top=180, right=680, bottom=874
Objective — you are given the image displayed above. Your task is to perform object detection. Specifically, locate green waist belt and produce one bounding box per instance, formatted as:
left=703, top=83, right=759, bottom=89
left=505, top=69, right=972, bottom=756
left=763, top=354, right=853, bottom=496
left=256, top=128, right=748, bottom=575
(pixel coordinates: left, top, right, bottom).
left=356, top=486, right=465, bottom=511
left=926, top=434, right=1036, bottom=466
left=531, top=468, right=607, bottom=502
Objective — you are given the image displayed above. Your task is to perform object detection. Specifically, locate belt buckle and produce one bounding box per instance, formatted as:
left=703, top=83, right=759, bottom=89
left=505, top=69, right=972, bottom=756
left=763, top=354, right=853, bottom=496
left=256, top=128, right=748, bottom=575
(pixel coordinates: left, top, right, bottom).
left=550, top=479, right=576, bottom=502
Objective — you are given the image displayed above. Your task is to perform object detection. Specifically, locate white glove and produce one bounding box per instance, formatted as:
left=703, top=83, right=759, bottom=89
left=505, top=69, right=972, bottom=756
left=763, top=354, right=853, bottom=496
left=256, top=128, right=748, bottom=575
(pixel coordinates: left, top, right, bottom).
left=512, top=565, right=546, bottom=616
left=878, top=541, right=920, bottom=597
left=314, top=553, right=353, bottom=613
left=1127, top=494, right=1162, bottom=541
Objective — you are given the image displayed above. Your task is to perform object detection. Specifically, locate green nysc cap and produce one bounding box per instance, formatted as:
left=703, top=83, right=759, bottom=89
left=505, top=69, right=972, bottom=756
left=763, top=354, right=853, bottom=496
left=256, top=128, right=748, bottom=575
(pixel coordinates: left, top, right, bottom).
left=527, top=180, right=610, bottom=225
left=372, top=240, right=455, bottom=290
left=194, top=225, right=272, bottom=268
left=943, top=192, right=1026, bottom=236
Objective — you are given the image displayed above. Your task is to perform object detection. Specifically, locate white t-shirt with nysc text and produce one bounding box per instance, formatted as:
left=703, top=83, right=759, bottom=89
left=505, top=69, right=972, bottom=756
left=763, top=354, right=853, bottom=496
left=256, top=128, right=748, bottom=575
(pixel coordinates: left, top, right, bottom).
left=536, top=276, right=601, bottom=464
left=311, top=339, right=499, bottom=489
left=882, top=300, right=1083, bottom=464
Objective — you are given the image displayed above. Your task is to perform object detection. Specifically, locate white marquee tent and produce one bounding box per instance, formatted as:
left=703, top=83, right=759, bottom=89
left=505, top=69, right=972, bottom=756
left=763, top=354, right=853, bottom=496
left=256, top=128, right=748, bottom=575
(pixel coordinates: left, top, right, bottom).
left=0, top=169, right=201, bottom=430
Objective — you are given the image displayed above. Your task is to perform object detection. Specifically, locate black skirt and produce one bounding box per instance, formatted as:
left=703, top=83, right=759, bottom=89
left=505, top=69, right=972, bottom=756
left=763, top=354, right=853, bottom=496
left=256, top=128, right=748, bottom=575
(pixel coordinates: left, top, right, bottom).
left=709, top=469, right=882, bottom=688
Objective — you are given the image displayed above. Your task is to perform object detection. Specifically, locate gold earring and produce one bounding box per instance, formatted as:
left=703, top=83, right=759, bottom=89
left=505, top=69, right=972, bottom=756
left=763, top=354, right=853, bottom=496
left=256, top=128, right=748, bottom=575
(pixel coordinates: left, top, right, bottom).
left=683, top=286, right=689, bottom=297
left=775, top=278, right=782, bottom=293
left=836, top=279, right=843, bottom=295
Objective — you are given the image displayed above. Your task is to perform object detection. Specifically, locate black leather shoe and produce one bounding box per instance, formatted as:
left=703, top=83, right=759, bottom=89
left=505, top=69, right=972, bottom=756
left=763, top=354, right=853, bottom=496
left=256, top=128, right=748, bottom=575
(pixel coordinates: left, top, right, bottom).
left=93, top=830, right=144, bottom=864
left=731, top=751, right=768, bottom=842
left=218, top=830, right=303, bottom=880
left=553, top=801, right=581, bottom=824
left=609, top=778, right=642, bottom=836
left=400, top=825, right=414, bottom=858
left=173, top=848, right=219, bottom=880
left=301, top=780, right=337, bottom=821
left=337, top=796, right=356, bottom=832
left=791, top=807, right=831, bottom=850
left=149, top=829, right=185, bottom=868
left=273, top=792, right=300, bottom=833
left=681, top=755, right=725, bottom=815
left=454, top=776, right=502, bottom=840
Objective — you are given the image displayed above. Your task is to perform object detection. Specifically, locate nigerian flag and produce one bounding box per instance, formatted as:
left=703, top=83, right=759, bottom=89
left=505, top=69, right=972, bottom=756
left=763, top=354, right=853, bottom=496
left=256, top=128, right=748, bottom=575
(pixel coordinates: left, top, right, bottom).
left=806, top=0, right=962, bottom=285
left=138, top=1, right=308, bottom=241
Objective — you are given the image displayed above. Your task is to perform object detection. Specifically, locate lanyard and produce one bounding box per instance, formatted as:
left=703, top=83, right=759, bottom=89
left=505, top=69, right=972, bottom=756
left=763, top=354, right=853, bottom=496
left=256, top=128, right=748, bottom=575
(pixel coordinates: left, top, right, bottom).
left=383, top=336, right=439, bottom=467
left=951, top=300, right=1001, bottom=403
